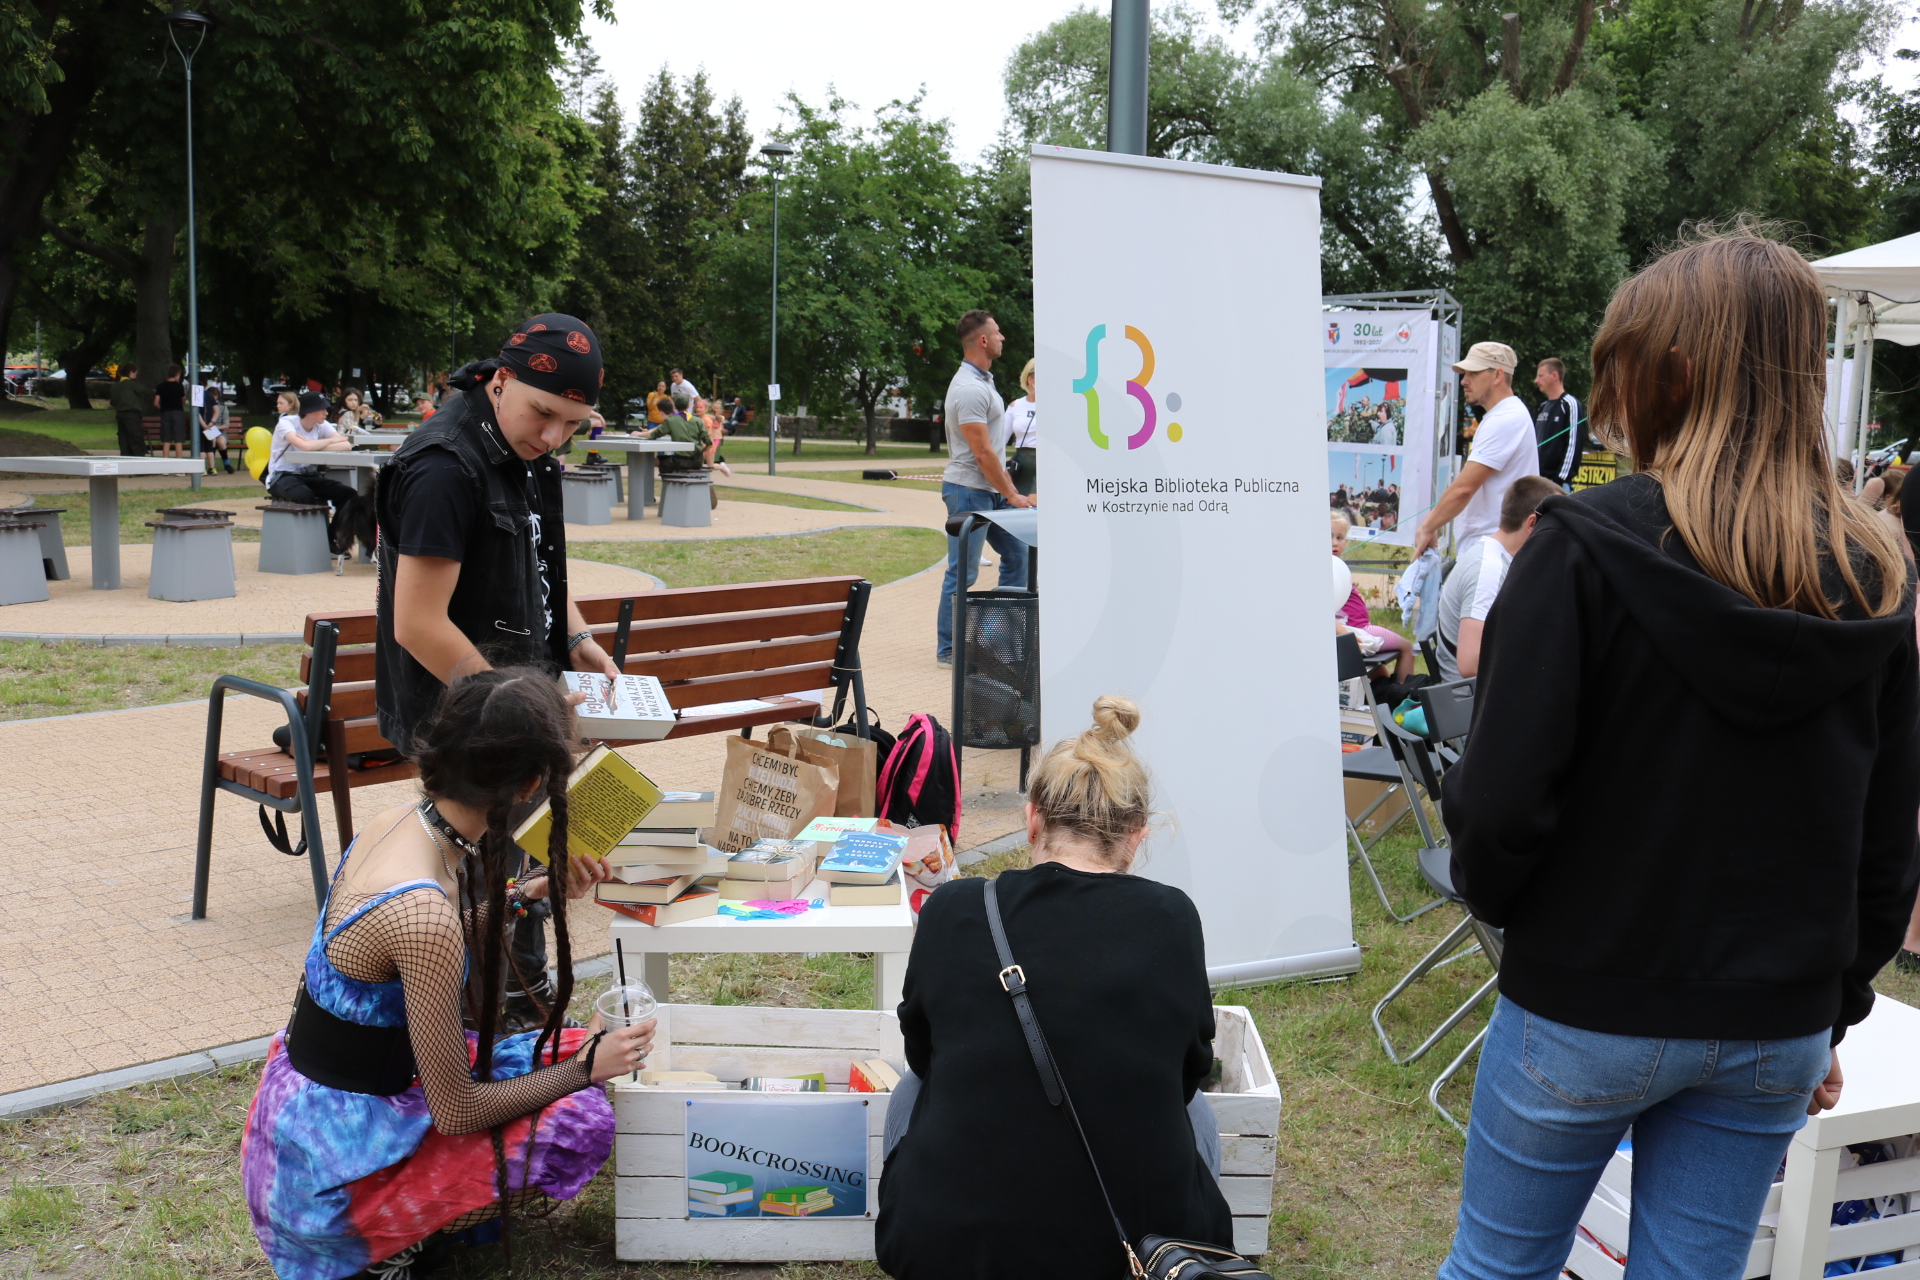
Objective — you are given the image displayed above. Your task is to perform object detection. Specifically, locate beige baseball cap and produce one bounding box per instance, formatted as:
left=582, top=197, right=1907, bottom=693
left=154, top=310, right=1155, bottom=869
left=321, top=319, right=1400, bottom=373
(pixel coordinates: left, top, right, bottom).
left=1453, top=341, right=1517, bottom=374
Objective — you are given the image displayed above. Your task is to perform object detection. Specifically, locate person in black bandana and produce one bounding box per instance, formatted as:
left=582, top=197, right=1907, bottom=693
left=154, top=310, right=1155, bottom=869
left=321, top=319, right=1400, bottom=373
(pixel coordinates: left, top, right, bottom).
left=374, top=313, right=619, bottom=1031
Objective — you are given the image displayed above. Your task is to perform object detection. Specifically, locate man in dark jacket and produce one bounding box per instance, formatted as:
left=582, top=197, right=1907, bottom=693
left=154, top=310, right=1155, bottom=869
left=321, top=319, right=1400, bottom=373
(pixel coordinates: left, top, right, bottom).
left=109, top=367, right=153, bottom=456
left=375, top=312, right=620, bottom=1029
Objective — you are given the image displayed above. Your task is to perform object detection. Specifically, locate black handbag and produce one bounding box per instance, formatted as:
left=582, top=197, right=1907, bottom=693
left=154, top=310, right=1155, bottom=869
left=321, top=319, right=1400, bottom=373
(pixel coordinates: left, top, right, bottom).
left=982, top=879, right=1273, bottom=1279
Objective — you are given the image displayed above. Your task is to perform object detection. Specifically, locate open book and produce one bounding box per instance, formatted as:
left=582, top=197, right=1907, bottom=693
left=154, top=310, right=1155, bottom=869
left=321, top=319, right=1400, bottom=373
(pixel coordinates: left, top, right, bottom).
left=513, top=744, right=665, bottom=865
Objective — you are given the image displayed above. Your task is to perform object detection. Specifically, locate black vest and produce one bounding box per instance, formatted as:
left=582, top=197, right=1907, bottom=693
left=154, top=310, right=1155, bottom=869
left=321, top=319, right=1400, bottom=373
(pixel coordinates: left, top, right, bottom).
left=373, top=388, right=570, bottom=755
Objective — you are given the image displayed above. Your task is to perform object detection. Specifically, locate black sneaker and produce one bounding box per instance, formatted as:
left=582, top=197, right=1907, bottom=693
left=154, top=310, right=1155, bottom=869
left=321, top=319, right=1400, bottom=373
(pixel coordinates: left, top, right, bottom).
left=1897, top=949, right=1920, bottom=975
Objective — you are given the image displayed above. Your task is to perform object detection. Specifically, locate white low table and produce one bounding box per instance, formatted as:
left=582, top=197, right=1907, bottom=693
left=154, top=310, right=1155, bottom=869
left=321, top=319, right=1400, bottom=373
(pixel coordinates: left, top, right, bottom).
left=0, top=456, right=206, bottom=589
left=579, top=437, right=697, bottom=517
left=609, top=878, right=916, bottom=1011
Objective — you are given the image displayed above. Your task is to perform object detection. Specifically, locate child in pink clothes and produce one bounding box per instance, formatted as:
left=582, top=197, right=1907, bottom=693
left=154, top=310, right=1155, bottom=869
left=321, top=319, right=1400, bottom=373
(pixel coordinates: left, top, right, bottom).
left=1332, top=514, right=1415, bottom=680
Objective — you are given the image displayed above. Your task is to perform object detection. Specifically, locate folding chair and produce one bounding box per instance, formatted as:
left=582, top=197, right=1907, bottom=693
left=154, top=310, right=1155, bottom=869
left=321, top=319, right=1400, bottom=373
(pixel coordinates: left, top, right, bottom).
left=1338, top=633, right=1443, bottom=922
left=1369, top=679, right=1504, bottom=1089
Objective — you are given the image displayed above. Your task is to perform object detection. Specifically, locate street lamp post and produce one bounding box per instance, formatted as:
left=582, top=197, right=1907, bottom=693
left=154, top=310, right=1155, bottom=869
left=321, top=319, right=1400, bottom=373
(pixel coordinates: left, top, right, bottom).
left=167, top=9, right=211, bottom=490
left=761, top=140, right=793, bottom=477
left=1108, top=0, right=1149, bottom=156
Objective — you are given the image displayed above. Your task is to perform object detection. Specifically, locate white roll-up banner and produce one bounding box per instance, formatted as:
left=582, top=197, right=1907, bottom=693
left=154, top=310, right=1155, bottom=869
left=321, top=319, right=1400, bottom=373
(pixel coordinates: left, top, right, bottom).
left=1031, top=145, right=1361, bottom=986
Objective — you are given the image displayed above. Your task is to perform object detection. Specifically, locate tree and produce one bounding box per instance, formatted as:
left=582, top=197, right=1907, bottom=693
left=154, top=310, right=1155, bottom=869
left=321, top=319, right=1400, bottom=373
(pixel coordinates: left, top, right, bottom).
left=553, top=62, right=752, bottom=423
left=4, top=0, right=610, bottom=411
left=709, top=94, right=987, bottom=454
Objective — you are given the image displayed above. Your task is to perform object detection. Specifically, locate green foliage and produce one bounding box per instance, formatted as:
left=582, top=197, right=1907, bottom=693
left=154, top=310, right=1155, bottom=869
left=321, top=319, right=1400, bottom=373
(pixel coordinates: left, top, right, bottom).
left=0, top=1181, right=81, bottom=1246
left=553, top=60, right=753, bottom=424
left=710, top=95, right=987, bottom=450
left=1414, top=86, right=1657, bottom=382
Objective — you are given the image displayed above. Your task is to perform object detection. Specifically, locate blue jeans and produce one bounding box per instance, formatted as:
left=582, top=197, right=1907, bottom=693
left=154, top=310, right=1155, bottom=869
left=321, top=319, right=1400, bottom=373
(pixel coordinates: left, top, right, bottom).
left=1442, top=998, right=1832, bottom=1280
left=937, top=483, right=1029, bottom=660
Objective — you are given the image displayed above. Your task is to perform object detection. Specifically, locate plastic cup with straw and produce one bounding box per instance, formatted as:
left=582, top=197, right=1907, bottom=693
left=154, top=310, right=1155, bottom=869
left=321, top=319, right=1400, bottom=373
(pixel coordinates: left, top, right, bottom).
left=596, top=937, right=656, bottom=1084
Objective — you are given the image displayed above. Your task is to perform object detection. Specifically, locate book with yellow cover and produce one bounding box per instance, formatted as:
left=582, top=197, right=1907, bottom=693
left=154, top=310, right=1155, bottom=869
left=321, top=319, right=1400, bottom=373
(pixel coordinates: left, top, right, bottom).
left=513, top=745, right=664, bottom=865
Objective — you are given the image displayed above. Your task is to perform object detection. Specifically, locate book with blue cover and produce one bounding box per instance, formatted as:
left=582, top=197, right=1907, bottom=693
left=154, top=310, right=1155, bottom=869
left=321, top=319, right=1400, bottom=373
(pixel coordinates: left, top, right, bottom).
left=817, top=830, right=909, bottom=885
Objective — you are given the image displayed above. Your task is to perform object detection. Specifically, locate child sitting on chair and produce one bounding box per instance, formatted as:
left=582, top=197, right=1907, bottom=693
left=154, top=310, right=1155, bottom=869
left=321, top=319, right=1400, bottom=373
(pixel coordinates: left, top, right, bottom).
left=1332, top=513, right=1415, bottom=680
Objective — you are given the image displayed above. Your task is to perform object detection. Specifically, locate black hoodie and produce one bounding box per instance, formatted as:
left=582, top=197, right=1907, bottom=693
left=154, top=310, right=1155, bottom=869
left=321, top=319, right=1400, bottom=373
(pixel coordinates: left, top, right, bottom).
left=1444, top=472, right=1920, bottom=1044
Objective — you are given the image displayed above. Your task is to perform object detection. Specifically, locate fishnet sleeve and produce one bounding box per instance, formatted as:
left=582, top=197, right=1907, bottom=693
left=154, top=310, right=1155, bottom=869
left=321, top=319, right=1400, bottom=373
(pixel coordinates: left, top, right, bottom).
left=327, top=889, right=594, bottom=1135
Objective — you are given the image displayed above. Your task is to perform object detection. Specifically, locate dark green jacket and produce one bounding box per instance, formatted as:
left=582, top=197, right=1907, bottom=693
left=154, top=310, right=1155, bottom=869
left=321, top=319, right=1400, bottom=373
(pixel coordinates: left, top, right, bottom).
left=109, top=380, right=152, bottom=414
left=652, top=415, right=708, bottom=472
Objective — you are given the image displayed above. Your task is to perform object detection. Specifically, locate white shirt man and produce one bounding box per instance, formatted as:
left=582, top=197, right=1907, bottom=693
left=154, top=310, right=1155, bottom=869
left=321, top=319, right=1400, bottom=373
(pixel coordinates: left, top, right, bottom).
left=669, top=369, right=697, bottom=404
left=1414, top=341, right=1539, bottom=558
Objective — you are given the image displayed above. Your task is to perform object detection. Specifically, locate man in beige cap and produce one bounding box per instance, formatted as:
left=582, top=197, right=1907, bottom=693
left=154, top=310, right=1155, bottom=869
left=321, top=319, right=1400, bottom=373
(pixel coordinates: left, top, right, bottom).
left=1413, top=341, right=1539, bottom=558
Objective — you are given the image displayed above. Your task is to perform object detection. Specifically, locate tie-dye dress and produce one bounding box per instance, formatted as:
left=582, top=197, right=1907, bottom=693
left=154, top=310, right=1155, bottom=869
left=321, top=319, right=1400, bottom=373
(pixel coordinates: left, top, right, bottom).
left=240, top=873, right=613, bottom=1280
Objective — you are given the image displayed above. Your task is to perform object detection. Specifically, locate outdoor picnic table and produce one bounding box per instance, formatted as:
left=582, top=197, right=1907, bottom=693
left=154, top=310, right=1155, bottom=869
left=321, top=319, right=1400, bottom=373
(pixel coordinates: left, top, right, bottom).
left=575, top=437, right=698, bottom=517
left=0, top=456, right=206, bottom=589
left=347, top=428, right=412, bottom=447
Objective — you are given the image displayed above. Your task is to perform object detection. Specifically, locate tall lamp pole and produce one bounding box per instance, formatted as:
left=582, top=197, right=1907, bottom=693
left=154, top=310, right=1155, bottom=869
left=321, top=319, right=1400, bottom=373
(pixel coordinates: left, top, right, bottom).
left=167, top=9, right=211, bottom=490
left=761, top=141, right=793, bottom=477
left=1108, top=0, right=1149, bottom=155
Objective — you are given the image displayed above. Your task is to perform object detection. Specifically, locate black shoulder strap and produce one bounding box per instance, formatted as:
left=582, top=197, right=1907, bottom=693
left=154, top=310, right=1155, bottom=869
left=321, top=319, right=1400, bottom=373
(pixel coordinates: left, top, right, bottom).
left=983, top=878, right=1143, bottom=1276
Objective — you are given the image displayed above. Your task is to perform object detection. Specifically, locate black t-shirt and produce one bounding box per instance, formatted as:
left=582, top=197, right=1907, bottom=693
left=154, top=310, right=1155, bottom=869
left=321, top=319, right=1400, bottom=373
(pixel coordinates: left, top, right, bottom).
left=156, top=379, right=186, bottom=412
left=385, top=448, right=554, bottom=583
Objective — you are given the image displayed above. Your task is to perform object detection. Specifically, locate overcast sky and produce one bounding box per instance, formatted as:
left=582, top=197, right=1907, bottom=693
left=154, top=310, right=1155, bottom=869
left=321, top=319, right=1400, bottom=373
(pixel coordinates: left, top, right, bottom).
left=582, top=1, right=1920, bottom=168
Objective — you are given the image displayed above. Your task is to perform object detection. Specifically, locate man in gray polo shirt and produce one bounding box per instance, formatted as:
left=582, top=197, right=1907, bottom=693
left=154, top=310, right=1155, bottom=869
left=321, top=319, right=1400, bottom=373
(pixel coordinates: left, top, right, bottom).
left=937, top=309, right=1035, bottom=665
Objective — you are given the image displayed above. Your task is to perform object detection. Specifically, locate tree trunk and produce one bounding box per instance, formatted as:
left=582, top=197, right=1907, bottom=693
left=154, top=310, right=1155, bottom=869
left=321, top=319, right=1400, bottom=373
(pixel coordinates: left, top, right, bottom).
left=865, top=410, right=879, bottom=455
left=135, top=214, right=177, bottom=383
left=57, top=345, right=106, bottom=409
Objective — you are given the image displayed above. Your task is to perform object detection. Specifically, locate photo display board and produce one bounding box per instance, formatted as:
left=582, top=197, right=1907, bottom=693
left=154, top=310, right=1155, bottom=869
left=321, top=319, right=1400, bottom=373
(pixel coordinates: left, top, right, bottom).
left=1031, top=145, right=1360, bottom=986
left=1323, top=310, right=1437, bottom=547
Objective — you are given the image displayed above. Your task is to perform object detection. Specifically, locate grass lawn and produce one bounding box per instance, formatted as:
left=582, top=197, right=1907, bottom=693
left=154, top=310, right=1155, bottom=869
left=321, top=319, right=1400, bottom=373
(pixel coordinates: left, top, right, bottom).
left=574, top=526, right=944, bottom=591
left=791, top=470, right=945, bottom=494
left=713, top=485, right=872, bottom=513
left=0, top=641, right=303, bottom=722
left=10, top=839, right=1913, bottom=1278
left=0, top=407, right=118, bottom=453
left=720, top=437, right=949, bottom=464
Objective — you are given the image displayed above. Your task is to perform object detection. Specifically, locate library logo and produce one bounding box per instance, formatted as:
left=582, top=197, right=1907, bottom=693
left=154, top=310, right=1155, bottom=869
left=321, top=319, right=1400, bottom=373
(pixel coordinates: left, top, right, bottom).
left=1074, top=323, right=1184, bottom=450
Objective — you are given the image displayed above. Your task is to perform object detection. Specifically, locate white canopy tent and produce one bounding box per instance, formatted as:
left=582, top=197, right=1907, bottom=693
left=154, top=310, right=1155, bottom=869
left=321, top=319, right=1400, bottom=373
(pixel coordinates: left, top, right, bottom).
left=1809, top=230, right=1920, bottom=480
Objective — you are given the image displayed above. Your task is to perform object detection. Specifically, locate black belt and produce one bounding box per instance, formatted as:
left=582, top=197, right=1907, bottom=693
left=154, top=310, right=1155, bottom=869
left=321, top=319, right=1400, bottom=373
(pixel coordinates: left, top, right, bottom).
left=284, top=981, right=419, bottom=1096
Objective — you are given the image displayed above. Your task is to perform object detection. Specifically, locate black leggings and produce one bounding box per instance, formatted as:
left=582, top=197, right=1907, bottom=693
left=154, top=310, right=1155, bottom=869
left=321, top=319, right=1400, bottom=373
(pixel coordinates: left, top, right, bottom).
left=268, top=473, right=360, bottom=508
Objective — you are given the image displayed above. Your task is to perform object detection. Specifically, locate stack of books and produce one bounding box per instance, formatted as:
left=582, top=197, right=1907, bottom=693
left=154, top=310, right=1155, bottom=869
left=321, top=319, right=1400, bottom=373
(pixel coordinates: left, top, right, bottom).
left=760, top=1185, right=835, bottom=1217
left=717, top=838, right=817, bottom=900
left=688, top=1170, right=756, bottom=1218
left=819, top=829, right=909, bottom=906
left=597, top=792, right=724, bottom=924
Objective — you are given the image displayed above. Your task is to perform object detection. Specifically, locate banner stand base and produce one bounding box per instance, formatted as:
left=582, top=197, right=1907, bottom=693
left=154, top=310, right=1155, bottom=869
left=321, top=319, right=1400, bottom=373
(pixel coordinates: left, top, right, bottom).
left=1208, top=944, right=1363, bottom=991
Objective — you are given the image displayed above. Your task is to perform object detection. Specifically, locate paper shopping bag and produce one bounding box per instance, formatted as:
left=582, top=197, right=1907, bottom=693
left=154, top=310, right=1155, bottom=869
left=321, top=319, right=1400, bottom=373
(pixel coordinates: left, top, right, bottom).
left=768, top=724, right=879, bottom=818
left=711, top=733, right=840, bottom=853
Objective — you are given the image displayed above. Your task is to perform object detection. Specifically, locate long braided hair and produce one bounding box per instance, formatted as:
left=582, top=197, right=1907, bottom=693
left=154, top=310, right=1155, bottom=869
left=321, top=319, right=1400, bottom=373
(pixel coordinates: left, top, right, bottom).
left=412, top=667, right=581, bottom=1259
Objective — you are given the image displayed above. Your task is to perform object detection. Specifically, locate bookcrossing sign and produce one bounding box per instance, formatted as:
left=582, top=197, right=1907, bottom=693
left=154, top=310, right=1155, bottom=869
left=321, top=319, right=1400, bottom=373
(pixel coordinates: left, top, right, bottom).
left=684, top=1097, right=869, bottom=1219
left=1031, top=144, right=1360, bottom=986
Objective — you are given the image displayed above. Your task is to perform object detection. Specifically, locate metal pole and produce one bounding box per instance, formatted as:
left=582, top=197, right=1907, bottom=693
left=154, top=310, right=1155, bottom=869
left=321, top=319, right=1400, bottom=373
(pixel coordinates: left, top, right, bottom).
left=1107, top=0, right=1149, bottom=155
left=169, top=15, right=208, bottom=491
left=1853, top=297, right=1876, bottom=494
left=768, top=169, right=779, bottom=477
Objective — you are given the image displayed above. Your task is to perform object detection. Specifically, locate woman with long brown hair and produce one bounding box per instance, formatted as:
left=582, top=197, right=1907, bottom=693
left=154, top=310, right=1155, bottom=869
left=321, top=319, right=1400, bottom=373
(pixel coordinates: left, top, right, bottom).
left=241, top=669, right=651, bottom=1280
left=1436, top=229, right=1920, bottom=1279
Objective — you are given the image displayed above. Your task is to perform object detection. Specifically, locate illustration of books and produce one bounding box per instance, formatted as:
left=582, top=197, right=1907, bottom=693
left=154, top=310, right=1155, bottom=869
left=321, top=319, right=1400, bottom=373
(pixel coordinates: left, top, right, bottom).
left=759, top=1184, right=835, bottom=1216
left=688, top=1170, right=756, bottom=1217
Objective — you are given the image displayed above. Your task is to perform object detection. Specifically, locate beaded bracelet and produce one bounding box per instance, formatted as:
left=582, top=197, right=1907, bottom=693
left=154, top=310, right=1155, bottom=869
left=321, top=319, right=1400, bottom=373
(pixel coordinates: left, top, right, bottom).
left=505, top=877, right=530, bottom=919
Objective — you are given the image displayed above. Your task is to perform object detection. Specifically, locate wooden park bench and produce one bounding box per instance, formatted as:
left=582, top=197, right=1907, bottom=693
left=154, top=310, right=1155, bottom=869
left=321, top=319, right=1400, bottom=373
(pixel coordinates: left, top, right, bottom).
left=191, top=575, right=874, bottom=918
left=141, top=413, right=244, bottom=453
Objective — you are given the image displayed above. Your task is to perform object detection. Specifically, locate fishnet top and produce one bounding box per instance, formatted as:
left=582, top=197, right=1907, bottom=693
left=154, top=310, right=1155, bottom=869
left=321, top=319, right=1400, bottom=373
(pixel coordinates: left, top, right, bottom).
left=321, top=878, right=592, bottom=1136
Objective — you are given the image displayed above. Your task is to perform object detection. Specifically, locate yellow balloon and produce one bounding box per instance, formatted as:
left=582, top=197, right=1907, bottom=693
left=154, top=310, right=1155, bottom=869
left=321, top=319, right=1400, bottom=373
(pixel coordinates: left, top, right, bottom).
left=244, top=426, right=273, bottom=481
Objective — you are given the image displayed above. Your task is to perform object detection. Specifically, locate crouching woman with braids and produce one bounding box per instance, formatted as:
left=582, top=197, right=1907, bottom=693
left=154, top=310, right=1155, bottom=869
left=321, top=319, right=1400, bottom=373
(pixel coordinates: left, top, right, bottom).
left=241, top=669, right=649, bottom=1280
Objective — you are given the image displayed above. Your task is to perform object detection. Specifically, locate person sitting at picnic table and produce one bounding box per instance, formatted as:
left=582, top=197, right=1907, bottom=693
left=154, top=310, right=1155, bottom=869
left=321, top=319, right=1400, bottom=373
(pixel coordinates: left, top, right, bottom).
left=638, top=395, right=709, bottom=472
left=266, top=390, right=359, bottom=516
left=241, top=668, right=648, bottom=1280
left=342, top=387, right=382, bottom=429
left=875, top=696, right=1233, bottom=1278
left=693, top=397, right=732, bottom=477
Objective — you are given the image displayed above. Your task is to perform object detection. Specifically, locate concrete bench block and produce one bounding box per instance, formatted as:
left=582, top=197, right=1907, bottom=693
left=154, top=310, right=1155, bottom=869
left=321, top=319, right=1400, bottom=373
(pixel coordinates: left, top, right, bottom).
left=563, top=470, right=615, bottom=525
left=660, top=471, right=713, bottom=528
left=256, top=503, right=332, bottom=575
left=147, top=514, right=236, bottom=602
left=2, top=506, right=70, bottom=580
left=0, top=522, right=51, bottom=605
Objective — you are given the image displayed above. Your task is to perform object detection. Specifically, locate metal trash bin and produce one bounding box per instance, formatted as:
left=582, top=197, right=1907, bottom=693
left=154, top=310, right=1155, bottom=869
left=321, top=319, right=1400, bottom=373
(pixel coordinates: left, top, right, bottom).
left=950, top=510, right=1041, bottom=789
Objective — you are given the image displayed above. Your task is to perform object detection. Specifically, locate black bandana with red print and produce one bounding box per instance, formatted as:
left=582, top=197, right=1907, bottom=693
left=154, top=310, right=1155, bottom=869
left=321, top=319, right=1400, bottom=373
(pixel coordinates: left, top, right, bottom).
left=498, top=312, right=604, bottom=407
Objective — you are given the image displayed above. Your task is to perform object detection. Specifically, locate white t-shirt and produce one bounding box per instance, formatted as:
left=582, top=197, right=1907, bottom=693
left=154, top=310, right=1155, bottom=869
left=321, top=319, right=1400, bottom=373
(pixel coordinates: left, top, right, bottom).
left=267, top=414, right=341, bottom=482
left=1456, top=394, right=1538, bottom=551
left=670, top=377, right=697, bottom=405
left=1436, top=536, right=1514, bottom=682
left=1004, top=398, right=1038, bottom=449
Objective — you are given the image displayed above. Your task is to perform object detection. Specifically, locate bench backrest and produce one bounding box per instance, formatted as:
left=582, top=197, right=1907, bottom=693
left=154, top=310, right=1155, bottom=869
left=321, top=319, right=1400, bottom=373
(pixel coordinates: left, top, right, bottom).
left=296, top=575, right=870, bottom=747
left=142, top=413, right=245, bottom=444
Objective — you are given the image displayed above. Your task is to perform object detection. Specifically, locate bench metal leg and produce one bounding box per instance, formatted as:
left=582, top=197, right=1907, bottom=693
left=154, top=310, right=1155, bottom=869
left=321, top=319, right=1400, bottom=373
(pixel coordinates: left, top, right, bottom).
left=192, top=689, right=228, bottom=920
left=327, top=719, right=357, bottom=854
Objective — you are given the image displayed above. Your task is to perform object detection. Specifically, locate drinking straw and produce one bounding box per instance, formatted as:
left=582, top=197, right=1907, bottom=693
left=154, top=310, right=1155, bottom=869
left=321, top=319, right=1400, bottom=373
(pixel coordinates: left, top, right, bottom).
left=615, top=937, right=638, bottom=1082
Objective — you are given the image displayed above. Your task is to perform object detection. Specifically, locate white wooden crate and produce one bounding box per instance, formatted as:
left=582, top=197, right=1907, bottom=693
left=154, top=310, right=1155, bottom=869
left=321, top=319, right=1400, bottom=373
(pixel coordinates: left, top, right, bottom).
left=1564, top=996, right=1920, bottom=1280
left=613, top=1002, right=1282, bottom=1262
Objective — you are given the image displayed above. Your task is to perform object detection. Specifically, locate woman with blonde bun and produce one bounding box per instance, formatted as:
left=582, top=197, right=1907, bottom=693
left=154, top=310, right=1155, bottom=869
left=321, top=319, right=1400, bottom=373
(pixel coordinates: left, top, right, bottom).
left=875, top=697, right=1232, bottom=1279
